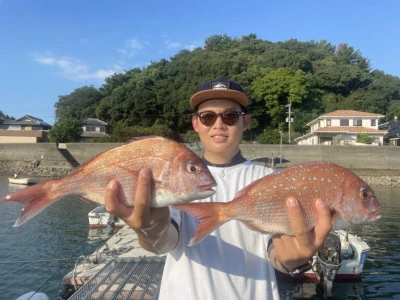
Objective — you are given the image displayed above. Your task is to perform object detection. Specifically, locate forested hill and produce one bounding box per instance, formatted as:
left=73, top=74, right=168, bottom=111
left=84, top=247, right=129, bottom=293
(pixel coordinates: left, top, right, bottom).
left=53, top=34, right=400, bottom=142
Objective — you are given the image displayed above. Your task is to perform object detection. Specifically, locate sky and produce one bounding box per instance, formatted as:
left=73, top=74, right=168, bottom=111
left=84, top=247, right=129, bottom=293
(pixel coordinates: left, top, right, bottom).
left=0, top=0, right=399, bottom=125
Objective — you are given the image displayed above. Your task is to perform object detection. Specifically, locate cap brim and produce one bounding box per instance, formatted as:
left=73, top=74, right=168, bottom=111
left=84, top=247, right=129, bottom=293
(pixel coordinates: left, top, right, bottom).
left=190, top=90, right=248, bottom=109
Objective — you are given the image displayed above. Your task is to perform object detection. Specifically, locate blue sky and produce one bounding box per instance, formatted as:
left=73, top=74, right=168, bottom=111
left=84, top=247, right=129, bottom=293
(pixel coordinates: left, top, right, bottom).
left=1, top=0, right=399, bottom=125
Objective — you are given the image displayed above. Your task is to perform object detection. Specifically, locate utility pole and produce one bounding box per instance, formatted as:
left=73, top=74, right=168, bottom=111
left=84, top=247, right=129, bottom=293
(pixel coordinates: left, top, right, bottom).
left=279, top=131, right=283, bottom=167
left=285, top=102, right=292, bottom=144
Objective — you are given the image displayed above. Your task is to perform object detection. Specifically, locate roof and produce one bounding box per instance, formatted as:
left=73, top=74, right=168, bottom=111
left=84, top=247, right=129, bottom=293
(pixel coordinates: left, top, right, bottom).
left=386, top=127, right=400, bottom=137
left=314, top=126, right=386, bottom=134
left=82, top=118, right=108, bottom=126
left=307, top=110, right=385, bottom=126
left=379, top=121, right=400, bottom=130
left=321, top=110, right=385, bottom=118
left=81, top=132, right=110, bottom=138
left=4, top=115, right=51, bottom=127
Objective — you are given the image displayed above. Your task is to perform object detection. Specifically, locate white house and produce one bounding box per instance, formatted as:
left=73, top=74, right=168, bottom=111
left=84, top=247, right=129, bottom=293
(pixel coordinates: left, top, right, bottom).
left=294, top=110, right=386, bottom=145
left=80, top=118, right=110, bottom=142
left=0, top=115, right=51, bottom=143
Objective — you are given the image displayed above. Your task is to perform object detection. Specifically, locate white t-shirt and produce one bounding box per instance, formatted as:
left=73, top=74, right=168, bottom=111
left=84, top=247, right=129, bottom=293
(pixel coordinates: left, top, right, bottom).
left=158, top=160, right=280, bottom=300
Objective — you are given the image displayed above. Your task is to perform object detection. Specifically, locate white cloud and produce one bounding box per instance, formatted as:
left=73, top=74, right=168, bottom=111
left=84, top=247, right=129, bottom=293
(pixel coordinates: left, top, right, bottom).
left=34, top=55, right=120, bottom=81
left=165, top=40, right=182, bottom=50
left=162, top=36, right=201, bottom=52
left=118, top=38, right=149, bottom=57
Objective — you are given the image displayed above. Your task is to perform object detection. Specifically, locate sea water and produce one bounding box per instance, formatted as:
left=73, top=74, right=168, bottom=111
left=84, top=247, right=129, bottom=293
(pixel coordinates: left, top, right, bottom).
left=0, top=177, right=399, bottom=299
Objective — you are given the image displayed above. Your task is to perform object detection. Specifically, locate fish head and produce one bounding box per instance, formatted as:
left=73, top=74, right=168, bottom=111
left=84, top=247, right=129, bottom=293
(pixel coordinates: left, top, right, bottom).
left=335, top=175, right=382, bottom=226
left=154, top=149, right=216, bottom=206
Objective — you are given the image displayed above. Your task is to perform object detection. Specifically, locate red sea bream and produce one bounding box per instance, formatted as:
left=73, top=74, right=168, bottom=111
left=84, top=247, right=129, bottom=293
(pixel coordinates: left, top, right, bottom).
left=174, top=161, right=382, bottom=246
left=0, top=136, right=216, bottom=227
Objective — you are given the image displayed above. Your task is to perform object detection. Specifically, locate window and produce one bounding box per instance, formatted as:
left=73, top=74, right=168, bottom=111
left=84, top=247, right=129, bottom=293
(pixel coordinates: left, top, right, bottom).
left=371, top=119, right=376, bottom=126
left=353, top=119, right=362, bottom=126
left=340, top=119, right=349, bottom=126
left=86, top=126, right=96, bottom=132
left=326, top=119, right=331, bottom=126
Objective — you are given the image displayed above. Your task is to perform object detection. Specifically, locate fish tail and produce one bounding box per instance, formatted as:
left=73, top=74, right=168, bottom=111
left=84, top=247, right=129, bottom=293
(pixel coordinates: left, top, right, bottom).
left=174, top=202, right=228, bottom=246
left=0, top=180, right=61, bottom=227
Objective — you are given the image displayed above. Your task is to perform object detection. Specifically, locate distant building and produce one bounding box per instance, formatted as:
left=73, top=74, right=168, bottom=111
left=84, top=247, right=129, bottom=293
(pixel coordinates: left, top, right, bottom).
left=80, top=118, right=110, bottom=142
left=379, top=121, right=400, bottom=146
left=0, top=115, right=51, bottom=143
left=294, top=110, right=386, bottom=145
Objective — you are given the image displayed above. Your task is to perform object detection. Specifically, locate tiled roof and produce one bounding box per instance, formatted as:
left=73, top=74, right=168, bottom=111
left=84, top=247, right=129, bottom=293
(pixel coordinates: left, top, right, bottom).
left=321, top=110, right=385, bottom=118
left=83, top=118, right=108, bottom=126
left=379, top=121, right=400, bottom=130
left=81, top=132, right=110, bottom=138
left=314, top=126, right=386, bottom=134
left=386, top=127, right=400, bottom=137
left=4, top=115, right=51, bottom=127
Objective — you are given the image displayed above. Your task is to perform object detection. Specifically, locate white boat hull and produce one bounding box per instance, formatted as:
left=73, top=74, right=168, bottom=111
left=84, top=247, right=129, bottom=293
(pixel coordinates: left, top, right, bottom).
left=8, top=177, right=39, bottom=185
left=279, top=229, right=370, bottom=282
left=88, top=205, right=126, bottom=229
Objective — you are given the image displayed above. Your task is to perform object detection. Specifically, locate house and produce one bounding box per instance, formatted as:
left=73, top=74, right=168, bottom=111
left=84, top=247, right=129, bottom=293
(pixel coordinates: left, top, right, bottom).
left=294, top=110, right=386, bottom=145
left=80, top=118, right=110, bottom=142
left=379, top=121, right=400, bottom=146
left=0, top=115, right=51, bottom=143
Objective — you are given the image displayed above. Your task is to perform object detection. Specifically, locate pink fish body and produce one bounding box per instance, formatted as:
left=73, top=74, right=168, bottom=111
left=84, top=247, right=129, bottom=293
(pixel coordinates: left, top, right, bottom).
left=174, top=161, right=382, bottom=246
left=0, top=136, right=216, bottom=227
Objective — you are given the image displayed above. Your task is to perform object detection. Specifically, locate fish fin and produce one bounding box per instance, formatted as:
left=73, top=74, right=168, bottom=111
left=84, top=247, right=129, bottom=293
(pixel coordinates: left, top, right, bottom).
left=174, top=202, right=227, bottom=246
left=234, top=179, right=259, bottom=198
left=0, top=181, right=60, bottom=227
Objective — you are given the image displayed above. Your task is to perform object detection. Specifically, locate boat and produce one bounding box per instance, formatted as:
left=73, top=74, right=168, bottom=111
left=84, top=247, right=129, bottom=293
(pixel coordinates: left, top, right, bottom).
left=88, top=205, right=126, bottom=229
left=276, top=229, right=370, bottom=297
left=8, top=177, right=39, bottom=185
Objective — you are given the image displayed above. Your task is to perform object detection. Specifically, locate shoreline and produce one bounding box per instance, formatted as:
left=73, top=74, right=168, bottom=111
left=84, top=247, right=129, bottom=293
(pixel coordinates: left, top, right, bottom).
left=1, top=161, right=399, bottom=187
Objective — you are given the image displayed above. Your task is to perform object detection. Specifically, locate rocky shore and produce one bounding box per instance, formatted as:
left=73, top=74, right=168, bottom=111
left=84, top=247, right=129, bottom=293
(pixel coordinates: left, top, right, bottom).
left=1, top=160, right=399, bottom=187
left=0, top=161, right=71, bottom=179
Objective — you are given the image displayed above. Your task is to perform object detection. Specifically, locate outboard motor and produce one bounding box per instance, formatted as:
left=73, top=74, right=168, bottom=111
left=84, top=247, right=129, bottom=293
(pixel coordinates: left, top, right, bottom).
left=314, top=231, right=342, bottom=297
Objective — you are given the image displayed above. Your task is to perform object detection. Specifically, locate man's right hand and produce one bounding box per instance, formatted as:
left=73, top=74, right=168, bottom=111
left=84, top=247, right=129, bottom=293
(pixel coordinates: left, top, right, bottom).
left=104, top=168, right=171, bottom=252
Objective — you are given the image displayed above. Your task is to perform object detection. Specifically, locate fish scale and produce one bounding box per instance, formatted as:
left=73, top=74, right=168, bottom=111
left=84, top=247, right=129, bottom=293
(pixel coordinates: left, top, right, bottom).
left=0, top=136, right=216, bottom=227
left=174, top=161, right=382, bottom=246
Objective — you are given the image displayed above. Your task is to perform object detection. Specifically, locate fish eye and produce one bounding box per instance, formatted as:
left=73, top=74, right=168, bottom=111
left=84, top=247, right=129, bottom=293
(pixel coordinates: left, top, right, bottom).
left=359, top=187, right=369, bottom=200
left=187, top=162, right=200, bottom=174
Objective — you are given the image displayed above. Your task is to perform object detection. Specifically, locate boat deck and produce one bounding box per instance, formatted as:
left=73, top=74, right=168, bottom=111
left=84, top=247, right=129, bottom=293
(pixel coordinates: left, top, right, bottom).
left=62, top=226, right=165, bottom=299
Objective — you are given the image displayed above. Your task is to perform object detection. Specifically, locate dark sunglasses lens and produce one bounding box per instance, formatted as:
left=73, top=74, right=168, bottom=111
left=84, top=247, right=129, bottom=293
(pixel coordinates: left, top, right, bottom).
left=222, top=112, right=239, bottom=126
left=200, top=113, right=218, bottom=126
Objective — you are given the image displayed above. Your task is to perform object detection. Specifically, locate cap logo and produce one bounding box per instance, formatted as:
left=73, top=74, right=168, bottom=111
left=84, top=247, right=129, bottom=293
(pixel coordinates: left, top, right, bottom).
left=212, top=81, right=229, bottom=90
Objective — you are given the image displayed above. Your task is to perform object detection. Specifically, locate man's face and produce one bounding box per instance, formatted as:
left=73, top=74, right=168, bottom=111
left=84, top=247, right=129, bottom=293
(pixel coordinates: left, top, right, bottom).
left=192, top=99, right=250, bottom=158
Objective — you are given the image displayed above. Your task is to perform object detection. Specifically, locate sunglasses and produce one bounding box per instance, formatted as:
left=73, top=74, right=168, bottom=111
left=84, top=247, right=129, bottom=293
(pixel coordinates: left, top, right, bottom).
left=195, top=110, right=246, bottom=127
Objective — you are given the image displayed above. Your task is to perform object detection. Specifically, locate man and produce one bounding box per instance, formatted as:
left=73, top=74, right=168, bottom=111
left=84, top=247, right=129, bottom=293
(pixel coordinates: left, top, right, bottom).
left=104, top=77, right=332, bottom=299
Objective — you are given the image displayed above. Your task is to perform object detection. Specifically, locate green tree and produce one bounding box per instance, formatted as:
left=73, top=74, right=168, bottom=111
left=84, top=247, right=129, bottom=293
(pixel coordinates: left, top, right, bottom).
left=0, top=110, right=14, bottom=124
left=48, top=34, right=400, bottom=143
left=257, top=129, right=282, bottom=144
left=55, top=86, right=103, bottom=121
left=356, top=133, right=376, bottom=144
left=48, top=118, right=83, bottom=143
left=386, top=100, right=400, bottom=121
left=252, top=68, right=309, bottom=128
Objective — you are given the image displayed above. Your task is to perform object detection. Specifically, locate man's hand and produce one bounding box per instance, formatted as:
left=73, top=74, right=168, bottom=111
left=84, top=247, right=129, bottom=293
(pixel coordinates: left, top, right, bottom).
left=270, top=197, right=333, bottom=272
left=104, top=168, right=172, bottom=253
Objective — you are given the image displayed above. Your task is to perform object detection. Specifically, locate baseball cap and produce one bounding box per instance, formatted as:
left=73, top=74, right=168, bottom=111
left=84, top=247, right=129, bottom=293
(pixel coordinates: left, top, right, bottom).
left=190, top=76, right=248, bottom=109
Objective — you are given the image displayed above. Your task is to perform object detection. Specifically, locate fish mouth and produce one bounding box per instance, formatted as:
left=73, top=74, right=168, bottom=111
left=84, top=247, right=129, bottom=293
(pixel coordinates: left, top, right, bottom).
left=199, top=183, right=217, bottom=192
left=367, top=210, right=382, bottom=222
left=196, top=183, right=216, bottom=197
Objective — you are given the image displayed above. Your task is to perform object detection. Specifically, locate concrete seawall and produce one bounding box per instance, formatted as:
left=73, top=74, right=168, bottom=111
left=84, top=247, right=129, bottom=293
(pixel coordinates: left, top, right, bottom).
left=0, top=143, right=399, bottom=183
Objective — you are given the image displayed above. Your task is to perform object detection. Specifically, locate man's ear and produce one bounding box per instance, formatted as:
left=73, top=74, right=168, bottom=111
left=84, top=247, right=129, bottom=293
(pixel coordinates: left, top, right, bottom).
left=192, top=115, right=200, bottom=133
left=242, top=114, right=250, bottom=131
